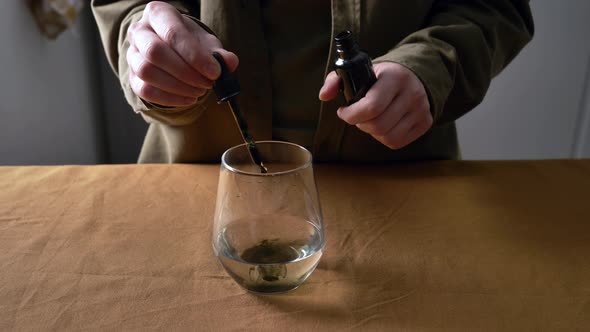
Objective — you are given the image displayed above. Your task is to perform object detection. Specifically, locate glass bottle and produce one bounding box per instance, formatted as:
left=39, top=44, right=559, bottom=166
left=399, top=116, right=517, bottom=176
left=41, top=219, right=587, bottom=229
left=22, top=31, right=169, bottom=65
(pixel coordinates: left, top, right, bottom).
left=334, top=30, right=377, bottom=105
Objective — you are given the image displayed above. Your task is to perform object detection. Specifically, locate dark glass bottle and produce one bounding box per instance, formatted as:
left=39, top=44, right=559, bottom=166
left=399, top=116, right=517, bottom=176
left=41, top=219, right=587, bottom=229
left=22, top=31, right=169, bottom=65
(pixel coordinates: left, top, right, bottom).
left=334, top=30, right=377, bottom=105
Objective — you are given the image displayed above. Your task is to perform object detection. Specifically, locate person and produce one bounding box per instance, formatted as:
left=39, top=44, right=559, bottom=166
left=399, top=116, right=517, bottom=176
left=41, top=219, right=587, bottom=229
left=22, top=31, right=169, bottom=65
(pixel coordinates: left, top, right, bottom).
left=92, top=1, right=534, bottom=163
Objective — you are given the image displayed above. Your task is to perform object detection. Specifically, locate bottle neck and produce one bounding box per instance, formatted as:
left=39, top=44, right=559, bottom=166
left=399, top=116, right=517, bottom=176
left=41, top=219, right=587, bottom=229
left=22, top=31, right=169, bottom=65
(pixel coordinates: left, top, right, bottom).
left=336, top=44, right=360, bottom=60
left=334, top=30, right=360, bottom=60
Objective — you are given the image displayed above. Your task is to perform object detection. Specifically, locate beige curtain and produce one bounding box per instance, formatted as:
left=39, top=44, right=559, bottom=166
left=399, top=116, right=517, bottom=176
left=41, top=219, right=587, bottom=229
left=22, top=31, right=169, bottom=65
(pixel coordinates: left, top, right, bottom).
left=27, top=0, right=84, bottom=39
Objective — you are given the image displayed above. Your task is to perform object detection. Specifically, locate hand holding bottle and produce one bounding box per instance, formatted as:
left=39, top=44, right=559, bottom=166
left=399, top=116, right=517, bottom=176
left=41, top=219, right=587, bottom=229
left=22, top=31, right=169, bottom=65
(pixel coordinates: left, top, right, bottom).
left=318, top=31, right=432, bottom=150
left=320, top=63, right=432, bottom=150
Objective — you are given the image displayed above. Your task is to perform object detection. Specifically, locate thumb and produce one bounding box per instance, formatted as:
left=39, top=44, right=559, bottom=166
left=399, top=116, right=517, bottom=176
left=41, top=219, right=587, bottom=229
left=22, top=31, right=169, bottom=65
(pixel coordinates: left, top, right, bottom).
left=211, top=49, right=239, bottom=73
left=319, top=71, right=341, bottom=101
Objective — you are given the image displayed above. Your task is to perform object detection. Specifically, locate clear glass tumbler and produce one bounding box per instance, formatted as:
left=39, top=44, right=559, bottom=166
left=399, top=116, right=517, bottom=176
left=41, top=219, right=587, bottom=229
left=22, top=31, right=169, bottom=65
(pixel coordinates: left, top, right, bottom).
left=213, top=141, right=325, bottom=294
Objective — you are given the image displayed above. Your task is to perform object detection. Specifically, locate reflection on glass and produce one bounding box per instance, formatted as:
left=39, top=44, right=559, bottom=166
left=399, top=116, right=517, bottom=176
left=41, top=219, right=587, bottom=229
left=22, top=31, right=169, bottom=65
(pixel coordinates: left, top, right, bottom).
left=213, top=141, right=325, bottom=294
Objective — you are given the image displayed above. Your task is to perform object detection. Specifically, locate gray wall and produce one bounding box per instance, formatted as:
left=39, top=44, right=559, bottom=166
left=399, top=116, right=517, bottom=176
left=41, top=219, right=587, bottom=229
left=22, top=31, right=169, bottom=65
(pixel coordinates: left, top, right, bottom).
left=0, top=2, right=105, bottom=165
left=97, top=48, right=148, bottom=164
left=457, top=0, right=590, bottom=159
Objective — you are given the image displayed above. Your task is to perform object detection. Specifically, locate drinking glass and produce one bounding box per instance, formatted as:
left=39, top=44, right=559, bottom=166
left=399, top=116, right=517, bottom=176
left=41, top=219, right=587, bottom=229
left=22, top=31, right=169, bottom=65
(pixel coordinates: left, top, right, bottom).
left=213, top=141, right=325, bottom=294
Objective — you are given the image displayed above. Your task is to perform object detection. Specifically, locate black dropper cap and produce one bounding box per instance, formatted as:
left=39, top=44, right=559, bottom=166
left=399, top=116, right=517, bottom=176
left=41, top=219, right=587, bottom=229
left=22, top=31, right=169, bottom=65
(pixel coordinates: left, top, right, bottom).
left=212, top=52, right=240, bottom=102
left=334, top=30, right=357, bottom=50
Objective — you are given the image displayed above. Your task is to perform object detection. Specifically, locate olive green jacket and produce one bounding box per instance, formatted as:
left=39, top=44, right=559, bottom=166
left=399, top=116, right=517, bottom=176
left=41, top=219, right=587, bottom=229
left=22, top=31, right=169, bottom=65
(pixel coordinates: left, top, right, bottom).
left=92, top=0, right=534, bottom=163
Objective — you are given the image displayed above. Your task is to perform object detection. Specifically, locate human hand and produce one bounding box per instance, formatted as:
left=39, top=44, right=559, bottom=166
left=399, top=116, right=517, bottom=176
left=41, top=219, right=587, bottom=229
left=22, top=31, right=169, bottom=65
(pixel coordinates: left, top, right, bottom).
left=126, top=1, right=238, bottom=107
left=319, top=62, right=432, bottom=149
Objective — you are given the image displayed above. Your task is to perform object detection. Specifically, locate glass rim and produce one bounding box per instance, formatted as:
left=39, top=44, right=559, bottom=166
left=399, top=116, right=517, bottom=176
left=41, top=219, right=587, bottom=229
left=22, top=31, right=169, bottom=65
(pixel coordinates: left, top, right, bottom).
left=221, top=140, right=312, bottom=177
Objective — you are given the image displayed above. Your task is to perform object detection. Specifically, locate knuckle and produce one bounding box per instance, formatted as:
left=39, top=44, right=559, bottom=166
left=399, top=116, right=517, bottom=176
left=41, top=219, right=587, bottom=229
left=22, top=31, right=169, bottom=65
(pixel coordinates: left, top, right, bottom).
left=137, top=82, right=155, bottom=99
left=145, top=1, right=164, bottom=15
left=162, top=26, right=181, bottom=44
left=406, top=83, right=425, bottom=102
left=414, top=88, right=427, bottom=102
left=143, top=40, right=165, bottom=62
left=363, top=99, right=381, bottom=118
left=130, top=76, right=143, bottom=96
left=126, top=51, right=136, bottom=70
left=127, top=23, right=137, bottom=39
left=130, top=76, right=149, bottom=98
left=125, top=47, right=133, bottom=62
left=134, top=61, right=153, bottom=80
left=394, top=66, right=411, bottom=81
left=339, top=111, right=355, bottom=125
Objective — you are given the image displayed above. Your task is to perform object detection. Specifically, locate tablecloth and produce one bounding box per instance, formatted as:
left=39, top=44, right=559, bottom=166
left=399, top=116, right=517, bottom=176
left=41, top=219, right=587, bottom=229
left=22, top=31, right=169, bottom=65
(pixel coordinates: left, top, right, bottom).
left=1, top=161, right=589, bottom=331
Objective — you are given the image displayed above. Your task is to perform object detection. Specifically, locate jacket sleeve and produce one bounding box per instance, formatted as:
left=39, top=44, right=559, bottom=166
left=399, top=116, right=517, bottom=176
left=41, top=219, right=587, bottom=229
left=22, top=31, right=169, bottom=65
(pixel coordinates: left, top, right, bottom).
left=373, top=0, right=534, bottom=125
left=91, top=0, right=209, bottom=126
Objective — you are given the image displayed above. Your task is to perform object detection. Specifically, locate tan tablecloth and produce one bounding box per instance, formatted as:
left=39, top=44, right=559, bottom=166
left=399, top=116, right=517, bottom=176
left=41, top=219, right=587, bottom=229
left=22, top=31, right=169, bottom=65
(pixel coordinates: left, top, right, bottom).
left=1, top=161, right=589, bottom=331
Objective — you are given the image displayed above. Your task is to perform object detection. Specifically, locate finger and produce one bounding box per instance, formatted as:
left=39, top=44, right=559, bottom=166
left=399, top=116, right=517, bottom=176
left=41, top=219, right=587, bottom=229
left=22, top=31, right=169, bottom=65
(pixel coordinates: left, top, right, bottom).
left=131, top=27, right=213, bottom=89
left=403, top=114, right=433, bottom=147
left=336, top=71, right=399, bottom=125
left=319, top=71, right=340, bottom=101
left=127, top=45, right=206, bottom=98
left=377, top=108, right=424, bottom=150
left=209, top=48, right=239, bottom=73
left=129, top=69, right=197, bottom=107
left=178, top=16, right=240, bottom=74
left=355, top=90, right=415, bottom=136
left=145, top=3, right=222, bottom=80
